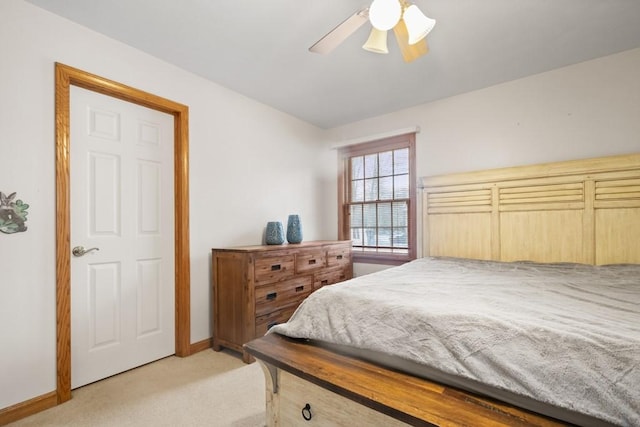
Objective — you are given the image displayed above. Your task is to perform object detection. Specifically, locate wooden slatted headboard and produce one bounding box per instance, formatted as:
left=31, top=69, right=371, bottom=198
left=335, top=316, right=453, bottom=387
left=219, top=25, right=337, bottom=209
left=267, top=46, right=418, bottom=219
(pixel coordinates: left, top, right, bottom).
left=421, top=153, right=640, bottom=265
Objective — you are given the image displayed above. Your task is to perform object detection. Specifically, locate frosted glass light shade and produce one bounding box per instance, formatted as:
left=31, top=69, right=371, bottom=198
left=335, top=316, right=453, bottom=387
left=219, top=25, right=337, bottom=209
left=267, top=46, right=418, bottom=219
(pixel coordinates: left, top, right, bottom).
left=403, top=5, right=436, bottom=45
left=369, top=0, right=402, bottom=31
left=362, top=28, right=389, bottom=54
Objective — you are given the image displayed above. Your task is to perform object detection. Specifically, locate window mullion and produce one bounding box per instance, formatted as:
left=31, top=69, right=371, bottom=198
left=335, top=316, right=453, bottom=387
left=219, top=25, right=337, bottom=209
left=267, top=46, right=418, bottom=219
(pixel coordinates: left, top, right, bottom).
left=339, top=133, right=416, bottom=264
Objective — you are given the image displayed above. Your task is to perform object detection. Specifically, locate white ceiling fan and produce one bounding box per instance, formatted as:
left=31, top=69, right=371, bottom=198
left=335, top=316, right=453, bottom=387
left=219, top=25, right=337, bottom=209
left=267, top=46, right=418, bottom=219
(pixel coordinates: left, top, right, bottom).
left=309, top=0, right=436, bottom=63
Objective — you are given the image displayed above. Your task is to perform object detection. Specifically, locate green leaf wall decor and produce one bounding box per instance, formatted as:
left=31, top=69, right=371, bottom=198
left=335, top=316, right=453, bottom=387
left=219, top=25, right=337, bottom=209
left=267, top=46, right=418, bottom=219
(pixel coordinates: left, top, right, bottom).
left=0, top=191, right=29, bottom=234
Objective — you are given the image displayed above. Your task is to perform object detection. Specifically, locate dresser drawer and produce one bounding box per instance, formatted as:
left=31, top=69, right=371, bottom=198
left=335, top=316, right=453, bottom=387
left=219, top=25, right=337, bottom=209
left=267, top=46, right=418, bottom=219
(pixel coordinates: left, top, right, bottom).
left=255, top=254, right=295, bottom=284
left=255, top=306, right=298, bottom=336
left=213, top=241, right=353, bottom=363
left=327, top=247, right=351, bottom=268
left=296, top=250, right=326, bottom=274
left=255, top=276, right=313, bottom=317
left=314, top=268, right=349, bottom=290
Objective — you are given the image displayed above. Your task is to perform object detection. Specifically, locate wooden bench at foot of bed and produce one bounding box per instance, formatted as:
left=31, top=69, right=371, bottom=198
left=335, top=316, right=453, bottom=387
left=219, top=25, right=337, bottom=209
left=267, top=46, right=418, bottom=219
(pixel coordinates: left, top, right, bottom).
left=244, top=333, right=566, bottom=427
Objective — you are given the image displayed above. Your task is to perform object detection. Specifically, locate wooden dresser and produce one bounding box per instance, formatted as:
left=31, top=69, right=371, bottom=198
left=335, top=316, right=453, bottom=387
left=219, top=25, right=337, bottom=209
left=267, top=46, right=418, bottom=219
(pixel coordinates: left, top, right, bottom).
left=212, top=240, right=352, bottom=362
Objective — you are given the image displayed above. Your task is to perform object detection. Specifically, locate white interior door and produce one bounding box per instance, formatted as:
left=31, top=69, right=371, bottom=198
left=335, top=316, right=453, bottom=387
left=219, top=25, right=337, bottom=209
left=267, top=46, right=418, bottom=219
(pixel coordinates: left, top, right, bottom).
left=70, top=86, right=175, bottom=388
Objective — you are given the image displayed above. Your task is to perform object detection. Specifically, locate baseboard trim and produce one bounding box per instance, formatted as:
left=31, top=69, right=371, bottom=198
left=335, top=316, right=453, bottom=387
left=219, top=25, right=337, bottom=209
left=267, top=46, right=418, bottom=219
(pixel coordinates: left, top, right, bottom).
left=189, top=337, right=213, bottom=355
left=0, top=338, right=213, bottom=425
left=0, top=391, right=57, bottom=426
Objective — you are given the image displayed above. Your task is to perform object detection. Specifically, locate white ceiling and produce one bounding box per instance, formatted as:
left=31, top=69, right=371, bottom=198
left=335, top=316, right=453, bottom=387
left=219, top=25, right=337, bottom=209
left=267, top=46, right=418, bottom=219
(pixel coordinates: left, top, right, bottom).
left=25, top=0, right=640, bottom=129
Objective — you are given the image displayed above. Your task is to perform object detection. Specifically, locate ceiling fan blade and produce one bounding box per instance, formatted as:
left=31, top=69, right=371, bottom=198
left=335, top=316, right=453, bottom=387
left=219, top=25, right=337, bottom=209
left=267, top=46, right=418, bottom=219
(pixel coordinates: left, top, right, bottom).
left=309, top=8, right=369, bottom=54
left=392, top=19, right=429, bottom=63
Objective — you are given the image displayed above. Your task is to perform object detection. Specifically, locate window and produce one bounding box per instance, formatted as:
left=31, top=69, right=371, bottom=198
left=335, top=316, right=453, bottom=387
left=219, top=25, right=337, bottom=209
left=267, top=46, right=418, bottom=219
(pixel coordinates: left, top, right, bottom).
left=338, top=133, right=416, bottom=265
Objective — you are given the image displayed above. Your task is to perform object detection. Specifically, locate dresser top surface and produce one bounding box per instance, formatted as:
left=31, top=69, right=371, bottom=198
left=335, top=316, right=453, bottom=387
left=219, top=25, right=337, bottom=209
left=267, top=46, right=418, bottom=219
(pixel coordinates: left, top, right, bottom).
left=212, top=240, right=352, bottom=253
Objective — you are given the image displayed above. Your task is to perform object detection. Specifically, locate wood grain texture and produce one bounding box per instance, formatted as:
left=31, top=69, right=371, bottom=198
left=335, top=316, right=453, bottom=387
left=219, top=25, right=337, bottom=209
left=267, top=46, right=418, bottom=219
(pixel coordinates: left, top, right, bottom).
left=246, top=334, right=565, bottom=427
left=212, top=241, right=352, bottom=363
left=595, top=207, right=640, bottom=264
left=54, top=62, right=72, bottom=405
left=189, top=337, right=214, bottom=355
left=279, top=370, right=408, bottom=426
left=54, top=63, right=191, bottom=411
left=0, top=392, right=57, bottom=425
left=422, top=153, right=640, bottom=264
left=427, top=212, right=492, bottom=260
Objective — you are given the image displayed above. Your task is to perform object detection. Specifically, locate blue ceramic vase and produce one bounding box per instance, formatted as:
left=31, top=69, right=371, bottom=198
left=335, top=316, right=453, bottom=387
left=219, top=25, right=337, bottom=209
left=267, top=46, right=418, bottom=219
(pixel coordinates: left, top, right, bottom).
left=286, top=214, right=303, bottom=244
left=265, top=221, right=285, bottom=245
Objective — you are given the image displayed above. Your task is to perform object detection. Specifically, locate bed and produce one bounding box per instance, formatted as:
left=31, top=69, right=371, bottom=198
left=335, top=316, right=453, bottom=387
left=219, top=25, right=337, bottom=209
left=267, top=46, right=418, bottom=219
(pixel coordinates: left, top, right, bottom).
left=244, top=153, right=640, bottom=426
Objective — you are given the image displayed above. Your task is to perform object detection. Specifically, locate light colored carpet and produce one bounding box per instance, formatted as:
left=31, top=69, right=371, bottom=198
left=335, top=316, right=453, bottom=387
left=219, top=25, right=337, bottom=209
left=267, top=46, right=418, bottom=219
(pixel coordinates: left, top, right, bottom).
left=9, top=349, right=265, bottom=427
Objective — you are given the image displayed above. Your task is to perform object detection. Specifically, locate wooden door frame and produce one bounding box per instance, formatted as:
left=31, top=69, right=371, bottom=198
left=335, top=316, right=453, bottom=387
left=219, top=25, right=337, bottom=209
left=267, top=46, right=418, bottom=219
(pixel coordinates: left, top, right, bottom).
left=55, top=63, right=191, bottom=403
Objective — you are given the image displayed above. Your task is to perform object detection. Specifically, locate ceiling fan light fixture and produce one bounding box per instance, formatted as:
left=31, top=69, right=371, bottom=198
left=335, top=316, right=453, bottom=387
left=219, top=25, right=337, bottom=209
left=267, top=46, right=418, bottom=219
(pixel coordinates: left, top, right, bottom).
left=369, top=0, right=402, bottom=31
left=403, top=4, right=436, bottom=45
left=362, top=28, right=389, bottom=54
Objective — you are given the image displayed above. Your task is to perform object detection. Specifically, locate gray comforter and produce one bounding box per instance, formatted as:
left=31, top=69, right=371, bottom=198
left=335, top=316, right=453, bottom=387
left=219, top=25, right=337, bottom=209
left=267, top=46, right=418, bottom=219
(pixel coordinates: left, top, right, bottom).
left=270, top=257, right=640, bottom=426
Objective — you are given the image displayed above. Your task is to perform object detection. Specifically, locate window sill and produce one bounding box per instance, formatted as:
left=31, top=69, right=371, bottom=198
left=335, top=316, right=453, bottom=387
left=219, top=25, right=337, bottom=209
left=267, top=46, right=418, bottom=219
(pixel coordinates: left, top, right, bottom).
left=352, top=252, right=415, bottom=266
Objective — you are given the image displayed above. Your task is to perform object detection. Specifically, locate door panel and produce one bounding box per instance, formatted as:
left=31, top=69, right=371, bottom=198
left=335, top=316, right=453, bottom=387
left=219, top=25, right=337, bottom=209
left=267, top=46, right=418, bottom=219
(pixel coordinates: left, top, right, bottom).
left=137, top=258, right=162, bottom=336
left=70, top=86, right=175, bottom=388
left=90, top=153, right=120, bottom=235
left=89, top=262, right=121, bottom=349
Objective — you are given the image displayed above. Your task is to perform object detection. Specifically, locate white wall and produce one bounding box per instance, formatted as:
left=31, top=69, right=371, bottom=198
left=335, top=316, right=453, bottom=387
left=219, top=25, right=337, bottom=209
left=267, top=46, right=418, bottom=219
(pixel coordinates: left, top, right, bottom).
left=2, top=0, right=639, bottom=413
left=327, top=47, right=640, bottom=276
left=0, top=0, right=333, bottom=409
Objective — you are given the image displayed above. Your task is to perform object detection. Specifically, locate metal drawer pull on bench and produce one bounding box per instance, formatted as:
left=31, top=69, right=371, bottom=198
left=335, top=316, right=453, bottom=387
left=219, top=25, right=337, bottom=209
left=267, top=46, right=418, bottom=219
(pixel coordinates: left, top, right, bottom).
left=271, top=264, right=281, bottom=271
left=302, top=403, right=312, bottom=421
left=266, top=292, right=277, bottom=300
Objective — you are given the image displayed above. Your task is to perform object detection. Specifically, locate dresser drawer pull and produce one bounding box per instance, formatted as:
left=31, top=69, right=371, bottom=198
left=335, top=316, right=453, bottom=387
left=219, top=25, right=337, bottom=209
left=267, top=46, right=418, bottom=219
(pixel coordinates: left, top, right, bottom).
left=266, top=292, right=277, bottom=300
left=270, top=264, right=281, bottom=271
left=302, top=403, right=312, bottom=421
left=308, top=259, right=316, bottom=265
left=336, top=254, right=343, bottom=260
left=321, top=279, right=328, bottom=286
left=295, top=285, right=305, bottom=292
left=267, top=321, right=278, bottom=330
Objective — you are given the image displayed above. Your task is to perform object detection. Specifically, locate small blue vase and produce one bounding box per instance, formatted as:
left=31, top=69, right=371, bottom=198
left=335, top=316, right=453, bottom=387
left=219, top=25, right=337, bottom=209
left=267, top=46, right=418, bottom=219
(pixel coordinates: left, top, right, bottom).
left=265, top=221, right=285, bottom=245
left=286, top=214, right=303, bottom=244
